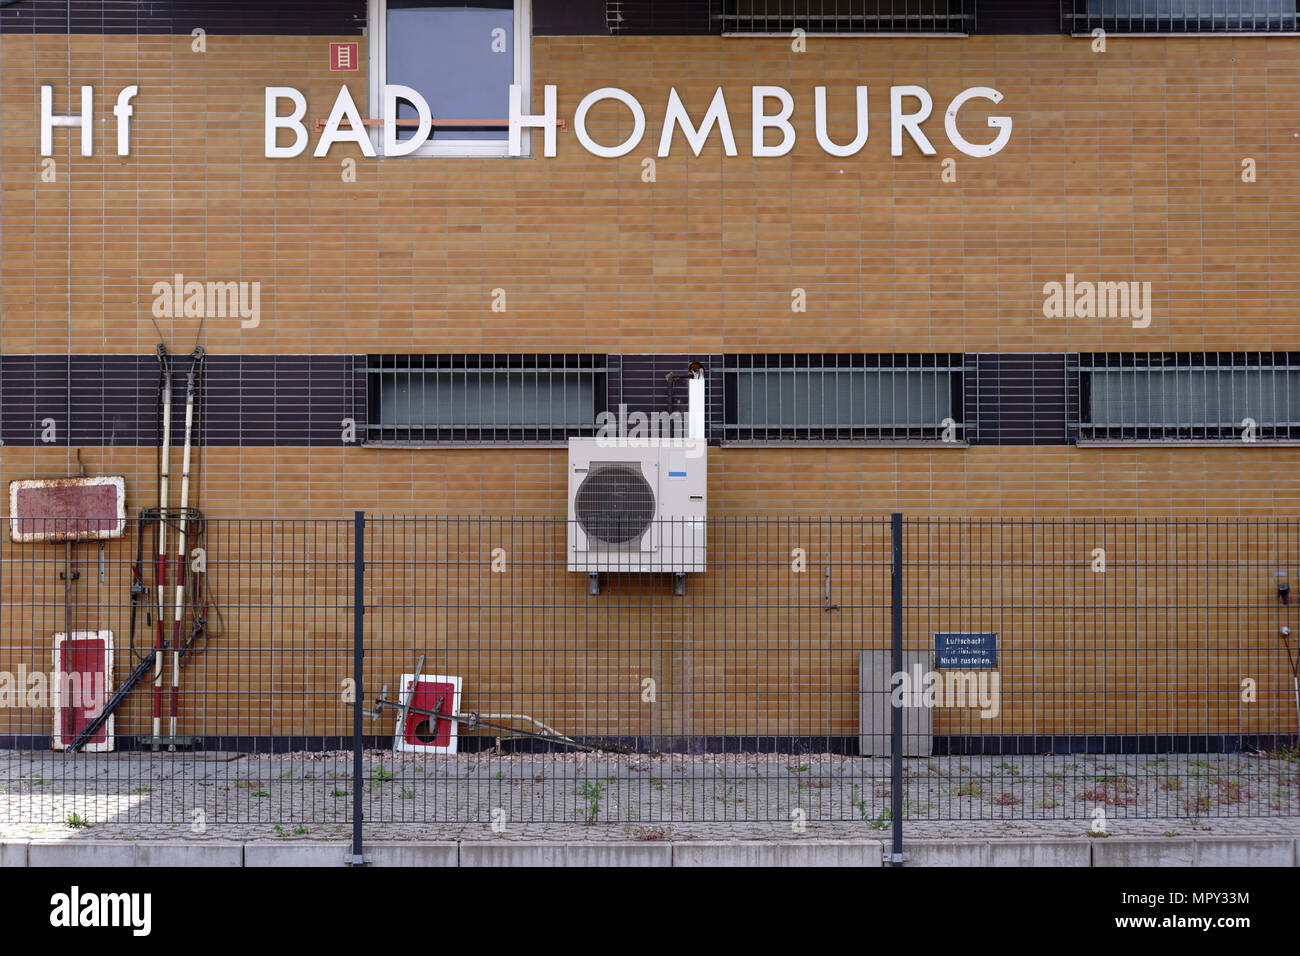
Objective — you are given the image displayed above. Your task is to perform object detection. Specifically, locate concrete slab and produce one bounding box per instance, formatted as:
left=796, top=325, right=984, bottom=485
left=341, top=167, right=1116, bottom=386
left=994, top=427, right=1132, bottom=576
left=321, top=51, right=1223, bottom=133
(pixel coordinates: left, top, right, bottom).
left=1093, top=838, right=1196, bottom=867
left=1194, top=838, right=1295, bottom=867
left=29, top=841, right=136, bottom=867
left=903, top=841, right=991, bottom=867
left=986, top=839, right=1091, bottom=867
left=132, top=842, right=243, bottom=867
left=362, top=843, right=457, bottom=867
left=460, top=841, right=672, bottom=867
left=672, top=840, right=882, bottom=867
left=0, top=842, right=28, bottom=867
left=860, top=650, right=931, bottom=756
left=244, top=842, right=357, bottom=867
left=27, top=840, right=242, bottom=867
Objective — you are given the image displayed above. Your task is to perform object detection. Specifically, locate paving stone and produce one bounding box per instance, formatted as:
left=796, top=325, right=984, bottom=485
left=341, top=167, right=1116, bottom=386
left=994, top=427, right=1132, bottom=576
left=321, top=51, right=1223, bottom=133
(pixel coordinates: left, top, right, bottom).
left=3, top=751, right=1297, bottom=845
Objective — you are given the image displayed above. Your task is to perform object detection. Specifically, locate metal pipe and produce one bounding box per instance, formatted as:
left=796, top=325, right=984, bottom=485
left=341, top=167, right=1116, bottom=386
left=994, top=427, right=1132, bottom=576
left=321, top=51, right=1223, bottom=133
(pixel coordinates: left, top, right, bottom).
left=63, top=540, right=73, bottom=640
left=890, top=511, right=904, bottom=867
left=312, top=117, right=570, bottom=132
left=688, top=368, right=705, bottom=442
left=152, top=347, right=172, bottom=742
left=352, top=511, right=365, bottom=865
left=476, top=712, right=581, bottom=748
left=1293, top=677, right=1300, bottom=741
left=168, top=349, right=202, bottom=746
left=1283, top=627, right=1300, bottom=740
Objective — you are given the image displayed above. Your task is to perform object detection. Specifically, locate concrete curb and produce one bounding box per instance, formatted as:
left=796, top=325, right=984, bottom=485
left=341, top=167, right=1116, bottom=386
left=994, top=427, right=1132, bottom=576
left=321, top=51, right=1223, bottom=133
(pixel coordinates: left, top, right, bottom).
left=364, top=842, right=459, bottom=867
left=460, top=841, right=672, bottom=867
left=3, top=835, right=1295, bottom=866
left=906, top=838, right=1091, bottom=867
left=244, top=841, right=458, bottom=867
left=672, top=840, right=883, bottom=867
left=26, top=841, right=243, bottom=867
left=905, top=836, right=1298, bottom=867
left=0, top=841, right=28, bottom=867
left=1194, top=838, right=1297, bottom=867
left=1093, top=837, right=1297, bottom=868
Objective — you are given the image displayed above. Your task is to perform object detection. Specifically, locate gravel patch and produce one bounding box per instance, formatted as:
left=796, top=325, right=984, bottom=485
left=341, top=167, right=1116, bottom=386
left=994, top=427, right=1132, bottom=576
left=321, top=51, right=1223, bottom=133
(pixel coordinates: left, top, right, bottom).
left=2, top=749, right=1296, bottom=842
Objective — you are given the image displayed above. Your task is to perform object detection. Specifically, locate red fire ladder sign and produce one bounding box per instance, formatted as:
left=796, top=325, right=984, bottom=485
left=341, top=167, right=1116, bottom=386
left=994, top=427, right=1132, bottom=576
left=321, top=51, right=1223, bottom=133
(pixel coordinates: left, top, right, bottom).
left=394, top=674, right=462, bottom=754
left=52, top=630, right=114, bottom=752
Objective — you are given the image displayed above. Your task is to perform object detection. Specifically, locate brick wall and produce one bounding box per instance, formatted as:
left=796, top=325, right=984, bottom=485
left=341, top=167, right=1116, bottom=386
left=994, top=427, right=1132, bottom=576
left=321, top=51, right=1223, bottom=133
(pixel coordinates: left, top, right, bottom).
left=3, top=30, right=1298, bottom=745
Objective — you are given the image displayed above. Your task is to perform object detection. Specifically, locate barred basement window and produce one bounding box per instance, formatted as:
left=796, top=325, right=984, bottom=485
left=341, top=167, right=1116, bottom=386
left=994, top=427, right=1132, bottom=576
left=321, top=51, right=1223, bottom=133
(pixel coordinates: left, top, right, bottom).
left=1072, top=353, right=1300, bottom=443
left=1062, top=0, right=1299, bottom=34
left=716, top=0, right=976, bottom=34
left=365, top=354, right=605, bottom=445
left=720, top=354, right=965, bottom=443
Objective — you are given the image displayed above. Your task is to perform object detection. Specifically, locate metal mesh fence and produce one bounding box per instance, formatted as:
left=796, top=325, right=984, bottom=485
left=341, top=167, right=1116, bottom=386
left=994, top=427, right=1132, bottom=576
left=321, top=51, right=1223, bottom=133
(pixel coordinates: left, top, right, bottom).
left=1, top=514, right=1297, bottom=835
left=901, top=518, right=1300, bottom=824
left=0, top=517, right=354, bottom=830
left=360, top=516, right=890, bottom=830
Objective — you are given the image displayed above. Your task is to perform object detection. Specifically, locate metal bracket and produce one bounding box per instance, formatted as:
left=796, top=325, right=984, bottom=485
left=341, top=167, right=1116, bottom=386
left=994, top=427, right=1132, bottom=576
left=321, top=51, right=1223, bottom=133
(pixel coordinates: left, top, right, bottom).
left=884, top=852, right=906, bottom=864
left=343, top=854, right=368, bottom=867
left=394, top=654, right=425, bottom=742
left=361, top=685, right=389, bottom=720
left=313, top=116, right=569, bottom=133
left=823, top=566, right=840, bottom=612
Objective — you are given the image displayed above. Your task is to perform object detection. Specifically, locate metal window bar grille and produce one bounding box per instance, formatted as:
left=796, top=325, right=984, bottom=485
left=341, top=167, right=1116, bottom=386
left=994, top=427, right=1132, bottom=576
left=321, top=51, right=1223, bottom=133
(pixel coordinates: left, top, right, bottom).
left=364, top=353, right=607, bottom=446
left=720, top=353, right=965, bottom=443
left=715, top=0, right=976, bottom=33
left=1062, top=0, right=1299, bottom=34
left=1072, top=352, right=1300, bottom=443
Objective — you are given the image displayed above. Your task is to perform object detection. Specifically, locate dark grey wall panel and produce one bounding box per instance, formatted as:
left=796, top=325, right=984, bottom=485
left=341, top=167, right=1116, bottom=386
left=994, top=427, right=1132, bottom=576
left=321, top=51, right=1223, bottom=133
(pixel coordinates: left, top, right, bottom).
left=608, top=353, right=725, bottom=444
left=0, top=354, right=358, bottom=447
left=0, top=1, right=366, bottom=34
left=611, top=0, right=716, bottom=34
left=975, top=0, right=1062, bottom=34
left=967, top=353, right=1068, bottom=446
left=534, top=0, right=610, bottom=35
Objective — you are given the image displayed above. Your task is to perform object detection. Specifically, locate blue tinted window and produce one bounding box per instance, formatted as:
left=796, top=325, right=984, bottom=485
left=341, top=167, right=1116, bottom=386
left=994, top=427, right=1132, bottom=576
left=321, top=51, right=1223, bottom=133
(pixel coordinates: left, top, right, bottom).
left=387, top=3, right=514, bottom=142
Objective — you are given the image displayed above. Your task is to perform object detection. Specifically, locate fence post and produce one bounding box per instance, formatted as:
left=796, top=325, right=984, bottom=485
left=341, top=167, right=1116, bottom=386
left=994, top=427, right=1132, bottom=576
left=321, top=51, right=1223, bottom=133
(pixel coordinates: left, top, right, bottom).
left=349, top=510, right=365, bottom=866
left=890, top=512, right=904, bottom=867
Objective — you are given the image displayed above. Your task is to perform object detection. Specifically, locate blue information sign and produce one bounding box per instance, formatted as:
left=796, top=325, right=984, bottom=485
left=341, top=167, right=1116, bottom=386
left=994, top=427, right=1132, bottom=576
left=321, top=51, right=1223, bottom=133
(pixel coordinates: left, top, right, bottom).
left=934, top=632, right=997, bottom=669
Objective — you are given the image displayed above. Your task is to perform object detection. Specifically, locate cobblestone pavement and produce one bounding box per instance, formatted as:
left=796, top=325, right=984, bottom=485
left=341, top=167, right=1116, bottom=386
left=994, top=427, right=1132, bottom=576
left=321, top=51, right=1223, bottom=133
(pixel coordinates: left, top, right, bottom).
left=2, top=750, right=1297, bottom=843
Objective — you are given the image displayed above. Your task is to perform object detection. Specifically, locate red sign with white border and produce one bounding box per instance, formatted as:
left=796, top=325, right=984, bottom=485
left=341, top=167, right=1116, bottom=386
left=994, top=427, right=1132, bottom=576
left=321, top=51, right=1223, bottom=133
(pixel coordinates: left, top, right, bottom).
left=330, top=42, right=359, bottom=71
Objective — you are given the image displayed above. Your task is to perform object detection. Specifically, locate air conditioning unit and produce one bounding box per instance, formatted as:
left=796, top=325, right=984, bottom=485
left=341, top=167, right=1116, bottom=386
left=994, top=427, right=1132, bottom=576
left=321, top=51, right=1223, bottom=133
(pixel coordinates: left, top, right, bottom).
left=567, top=371, right=707, bottom=584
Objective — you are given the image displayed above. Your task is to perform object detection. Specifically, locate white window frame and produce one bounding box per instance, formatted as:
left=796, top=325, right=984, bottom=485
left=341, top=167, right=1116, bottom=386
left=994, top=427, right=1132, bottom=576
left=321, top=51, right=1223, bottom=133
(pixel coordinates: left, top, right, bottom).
left=367, top=0, right=531, bottom=158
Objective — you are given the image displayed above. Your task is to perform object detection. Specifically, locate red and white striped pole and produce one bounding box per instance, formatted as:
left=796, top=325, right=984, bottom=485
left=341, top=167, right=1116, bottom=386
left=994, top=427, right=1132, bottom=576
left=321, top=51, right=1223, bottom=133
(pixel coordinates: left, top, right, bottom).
left=152, top=347, right=172, bottom=743
left=169, top=349, right=202, bottom=748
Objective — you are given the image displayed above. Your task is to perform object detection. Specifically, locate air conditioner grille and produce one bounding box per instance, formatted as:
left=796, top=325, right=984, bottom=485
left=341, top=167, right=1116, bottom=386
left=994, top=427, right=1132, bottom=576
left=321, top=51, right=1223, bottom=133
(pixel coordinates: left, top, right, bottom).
left=574, top=463, right=656, bottom=545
